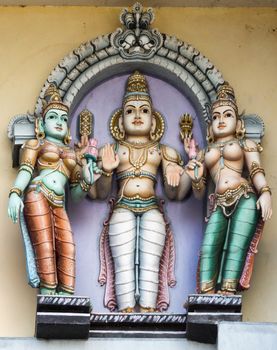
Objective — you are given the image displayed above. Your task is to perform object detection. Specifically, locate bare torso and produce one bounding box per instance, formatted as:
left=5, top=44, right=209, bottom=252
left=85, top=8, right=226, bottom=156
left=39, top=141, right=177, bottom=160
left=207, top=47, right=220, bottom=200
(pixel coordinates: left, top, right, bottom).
left=116, top=142, right=162, bottom=198
left=205, top=140, right=248, bottom=194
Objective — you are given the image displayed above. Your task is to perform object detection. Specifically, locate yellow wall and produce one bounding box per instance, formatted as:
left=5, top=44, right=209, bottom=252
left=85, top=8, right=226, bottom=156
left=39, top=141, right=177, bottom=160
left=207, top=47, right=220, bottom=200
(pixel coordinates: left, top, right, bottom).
left=0, top=6, right=276, bottom=336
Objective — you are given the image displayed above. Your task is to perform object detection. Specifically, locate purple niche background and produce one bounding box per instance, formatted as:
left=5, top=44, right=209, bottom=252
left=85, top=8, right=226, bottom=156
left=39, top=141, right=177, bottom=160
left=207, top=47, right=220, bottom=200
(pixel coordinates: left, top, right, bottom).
left=68, top=74, right=205, bottom=313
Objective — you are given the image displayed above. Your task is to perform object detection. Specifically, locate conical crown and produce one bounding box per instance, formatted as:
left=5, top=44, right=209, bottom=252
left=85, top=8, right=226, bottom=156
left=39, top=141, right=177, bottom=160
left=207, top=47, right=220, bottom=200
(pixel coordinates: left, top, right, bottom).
left=212, top=82, right=238, bottom=115
left=42, top=83, right=69, bottom=118
left=124, top=71, right=152, bottom=104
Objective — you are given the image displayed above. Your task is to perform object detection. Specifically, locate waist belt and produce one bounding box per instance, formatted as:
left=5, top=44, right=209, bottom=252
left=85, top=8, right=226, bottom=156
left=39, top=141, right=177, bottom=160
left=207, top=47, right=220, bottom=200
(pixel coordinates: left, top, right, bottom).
left=116, top=169, right=156, bottom=182
left=215, top=182, right=255, bottom=217
left=28, top=181, right=64, bottom=208
left=115, top=195, right=158, bottom=213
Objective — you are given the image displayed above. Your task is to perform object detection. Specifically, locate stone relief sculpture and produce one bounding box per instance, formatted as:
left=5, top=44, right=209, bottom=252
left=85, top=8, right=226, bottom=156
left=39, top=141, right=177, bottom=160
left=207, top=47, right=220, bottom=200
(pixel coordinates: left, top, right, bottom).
left=5, top=1, right=273, bottom=340
left=93, top=71, right=192, bottom=312
left=8, top=84, right=100, bottom=295
left=110, top=2, right=163, bottom=60
left=185, top=83, right=272, bottom=295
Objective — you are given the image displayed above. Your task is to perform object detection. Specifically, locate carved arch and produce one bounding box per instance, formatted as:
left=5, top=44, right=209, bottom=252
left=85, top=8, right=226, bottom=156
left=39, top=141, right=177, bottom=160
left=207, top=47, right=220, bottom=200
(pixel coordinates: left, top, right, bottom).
left=9, top=2, right=227, bottom=166
left=34, top=4, right=225, bottom=133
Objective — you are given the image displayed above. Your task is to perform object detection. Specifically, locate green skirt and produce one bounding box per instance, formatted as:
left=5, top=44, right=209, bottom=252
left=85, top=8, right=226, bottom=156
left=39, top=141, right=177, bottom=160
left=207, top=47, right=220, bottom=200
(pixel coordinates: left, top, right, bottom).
left=200, top=193, right=260, bottom=293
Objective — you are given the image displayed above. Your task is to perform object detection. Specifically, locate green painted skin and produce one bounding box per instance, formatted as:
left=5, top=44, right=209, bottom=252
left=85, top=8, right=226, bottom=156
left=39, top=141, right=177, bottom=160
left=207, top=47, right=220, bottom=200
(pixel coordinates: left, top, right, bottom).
left=8, top=108, right=98, bottom=295
left=200, top=193, right=260, bottom=291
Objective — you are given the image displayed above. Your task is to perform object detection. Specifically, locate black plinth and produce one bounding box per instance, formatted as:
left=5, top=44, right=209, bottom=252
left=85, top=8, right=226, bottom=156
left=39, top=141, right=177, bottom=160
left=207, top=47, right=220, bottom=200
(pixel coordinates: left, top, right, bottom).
left=36, top=295, right=91, bottom=339
left=185, top=294, right=242, bottom=344
left=90, top=312, right=187, bottom=338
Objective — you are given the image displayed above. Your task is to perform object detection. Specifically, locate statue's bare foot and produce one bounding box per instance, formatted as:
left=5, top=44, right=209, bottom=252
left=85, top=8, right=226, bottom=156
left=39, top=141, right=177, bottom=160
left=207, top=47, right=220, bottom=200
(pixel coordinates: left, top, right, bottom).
left=40, top=287, right=56, bottom=295
left=140, top=307, right=155, bottom=313
left=58, top=289, right=73, bottom=296
left=121, top=307, right=134, bottom=313
left=201, top=289, right=216, bottom=294
left=217, top=290, right=235, bottom=296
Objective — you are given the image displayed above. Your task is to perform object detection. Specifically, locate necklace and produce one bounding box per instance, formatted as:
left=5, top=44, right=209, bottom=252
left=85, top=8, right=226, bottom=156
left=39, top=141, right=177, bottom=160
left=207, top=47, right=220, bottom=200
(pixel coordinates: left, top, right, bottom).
left=209, top=139, right=238, bottom=169
left=120, top=139, right=158, bottom=149
left=120, top=140, right=158, bottom=170
left=210, top=138, right=238, bottom=147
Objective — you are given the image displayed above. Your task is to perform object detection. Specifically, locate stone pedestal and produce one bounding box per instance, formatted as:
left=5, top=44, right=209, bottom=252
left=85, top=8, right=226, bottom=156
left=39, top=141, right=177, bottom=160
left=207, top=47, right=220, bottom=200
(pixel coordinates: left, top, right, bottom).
left=90, top=313, right=187, bottom=338
left=185, top=294, right=242, bottom=344
left=36, top=295, right=91, bottom=339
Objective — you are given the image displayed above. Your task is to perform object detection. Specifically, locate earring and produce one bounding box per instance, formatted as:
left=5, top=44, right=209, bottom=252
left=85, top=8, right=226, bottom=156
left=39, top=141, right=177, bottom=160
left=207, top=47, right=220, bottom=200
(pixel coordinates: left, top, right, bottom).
left=206, top=125, right=214, bottom=144
left=35, top=118, right=45, bottom=140
left=236, top=119, right=245, bottom=140
left=150, top=123, right=156, bottom=141
left=64, top=129, right=72, bottom=145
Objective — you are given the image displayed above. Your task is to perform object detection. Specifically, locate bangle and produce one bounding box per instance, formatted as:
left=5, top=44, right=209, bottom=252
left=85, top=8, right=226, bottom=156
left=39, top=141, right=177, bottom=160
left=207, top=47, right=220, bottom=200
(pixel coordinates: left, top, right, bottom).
left=80, top=179, right=91, bottom=192
left=101, top=169, right=113, bottom=177
left=259, top=185, right=272, bottom=196
left=250, top=162, right=265, bottom=180
left=9, top=187, right=23, bottom=197
left=192, top=177, right=206, bottom=191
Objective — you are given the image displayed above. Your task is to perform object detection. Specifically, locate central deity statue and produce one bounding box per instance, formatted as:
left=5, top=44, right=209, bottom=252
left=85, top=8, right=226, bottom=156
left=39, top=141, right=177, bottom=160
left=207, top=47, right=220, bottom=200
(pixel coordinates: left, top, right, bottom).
left=94, top=71, right=191, bottom=312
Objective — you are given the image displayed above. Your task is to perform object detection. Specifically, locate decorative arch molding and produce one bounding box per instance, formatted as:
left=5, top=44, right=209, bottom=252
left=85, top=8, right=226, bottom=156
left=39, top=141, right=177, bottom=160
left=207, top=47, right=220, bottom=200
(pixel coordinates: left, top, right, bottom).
left=8, top=2, right=227, bottom=166
left=34, top=3, right=225, bottom=126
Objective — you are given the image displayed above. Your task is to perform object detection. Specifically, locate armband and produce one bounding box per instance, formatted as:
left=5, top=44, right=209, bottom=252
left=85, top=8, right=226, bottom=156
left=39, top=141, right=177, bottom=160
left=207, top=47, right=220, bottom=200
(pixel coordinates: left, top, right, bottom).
left=161, top=146, right=184, bottom=166
left=19, top=161, right=34, bottom=176
left=250, top=161, right=265, bottom=181
left=242, top=139, right=263, bottom=153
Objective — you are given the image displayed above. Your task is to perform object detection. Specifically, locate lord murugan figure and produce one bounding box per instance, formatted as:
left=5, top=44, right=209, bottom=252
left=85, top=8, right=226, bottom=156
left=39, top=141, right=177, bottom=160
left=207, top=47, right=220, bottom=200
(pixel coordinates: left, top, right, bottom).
left=94, top=71, right=191, bottom=312
left=8, top=84, right=99, bottom=295
left=185, top=83, right=272, bottom=295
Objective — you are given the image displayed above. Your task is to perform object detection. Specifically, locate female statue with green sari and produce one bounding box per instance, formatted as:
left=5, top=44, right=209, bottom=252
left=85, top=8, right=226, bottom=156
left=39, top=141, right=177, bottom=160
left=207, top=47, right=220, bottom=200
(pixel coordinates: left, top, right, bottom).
left=186, top=83, right=272, bottom=294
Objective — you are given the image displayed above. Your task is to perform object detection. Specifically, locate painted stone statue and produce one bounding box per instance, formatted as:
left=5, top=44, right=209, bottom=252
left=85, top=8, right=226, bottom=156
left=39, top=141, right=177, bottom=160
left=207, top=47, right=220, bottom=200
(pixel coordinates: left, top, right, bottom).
left=185, top=83, right=272, bottom=294
left=8, top=84, right=100, bottom=295
left=93, top=71, right=191, bottom=312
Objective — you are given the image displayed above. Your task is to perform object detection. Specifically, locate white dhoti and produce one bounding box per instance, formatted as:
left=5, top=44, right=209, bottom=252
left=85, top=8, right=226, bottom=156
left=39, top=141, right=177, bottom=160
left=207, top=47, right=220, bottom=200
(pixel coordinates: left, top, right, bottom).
left=108, top=208, right=166, bottom=311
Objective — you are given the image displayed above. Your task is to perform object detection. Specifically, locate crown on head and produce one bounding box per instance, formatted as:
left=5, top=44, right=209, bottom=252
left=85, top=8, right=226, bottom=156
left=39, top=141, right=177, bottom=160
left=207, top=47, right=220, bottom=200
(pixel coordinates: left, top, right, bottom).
left=212, top=82, right=238, bottom=115
left=42, top=83, right=69, bottom=118
left=123, top=71, right=152, bottom=105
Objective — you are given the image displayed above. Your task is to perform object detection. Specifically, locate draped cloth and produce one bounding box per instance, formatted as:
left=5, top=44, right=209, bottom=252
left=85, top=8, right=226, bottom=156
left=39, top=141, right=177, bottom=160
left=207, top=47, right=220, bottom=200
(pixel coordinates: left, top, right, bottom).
left=24, top=190, right=75, bottom=293
left=98, top=198, right=176, bottom=311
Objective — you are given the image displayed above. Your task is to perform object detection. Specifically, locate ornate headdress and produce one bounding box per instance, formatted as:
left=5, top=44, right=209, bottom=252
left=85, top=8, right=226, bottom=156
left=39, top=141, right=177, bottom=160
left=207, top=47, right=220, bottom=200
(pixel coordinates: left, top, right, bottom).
left=41, top=83, right=69, bottom=118
left=123, top=70, right=152, bottom=105
left=207, top=82, right=245, bottom=143
left=211, top=82, right=238, bottom=116
left=110, top=71, right=164, bottom=142
left=36, top=83, right=71, bottom=144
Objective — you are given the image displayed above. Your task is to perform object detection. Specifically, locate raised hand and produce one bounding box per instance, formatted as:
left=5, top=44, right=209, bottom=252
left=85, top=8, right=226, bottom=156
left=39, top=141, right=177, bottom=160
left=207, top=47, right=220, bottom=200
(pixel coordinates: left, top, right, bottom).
left=74, top=135, right=89, bottom=160
left=183, top=136, right=191, bottom=156
left=8, top=193, right=24, bottom=224
left=165, top=163, right=184, bottom=187
left=102, top=144, right=120, bottom=172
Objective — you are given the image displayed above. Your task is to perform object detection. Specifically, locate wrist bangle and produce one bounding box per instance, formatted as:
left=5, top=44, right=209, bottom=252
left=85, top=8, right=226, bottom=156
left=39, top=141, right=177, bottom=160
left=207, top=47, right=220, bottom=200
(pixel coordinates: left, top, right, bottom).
left=9, top=187, right=23, bottom=197
left=101, top=169, right=113, bottom=177
left=80, top=179, right=91, bottom=192
left=192, top=177, right=206, bottom=191
left=259, top=185, right=272, bottom=196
